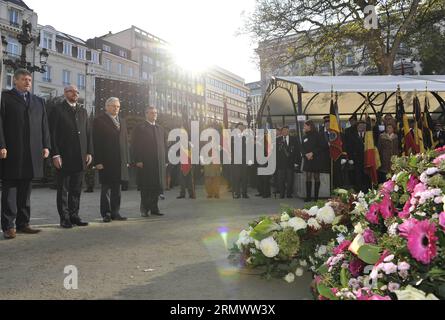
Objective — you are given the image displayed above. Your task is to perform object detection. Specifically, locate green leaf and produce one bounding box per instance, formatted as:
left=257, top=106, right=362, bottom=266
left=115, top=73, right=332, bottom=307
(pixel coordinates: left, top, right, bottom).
left=428, top=268, right=445, bottom=278
left=317, top=283, right=338, bottom=300
left=358, top=245, right=382, bottom=265
left=250, top=218, right=281, bottom=241
left=340, top=268, right=350, bottom=288
left=316, top=264, right=329, bottom=275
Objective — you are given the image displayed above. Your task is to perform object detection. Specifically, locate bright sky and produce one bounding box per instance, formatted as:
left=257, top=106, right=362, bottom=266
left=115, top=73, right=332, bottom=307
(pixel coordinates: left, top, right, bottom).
left=24, top=0, right=260, bottom=83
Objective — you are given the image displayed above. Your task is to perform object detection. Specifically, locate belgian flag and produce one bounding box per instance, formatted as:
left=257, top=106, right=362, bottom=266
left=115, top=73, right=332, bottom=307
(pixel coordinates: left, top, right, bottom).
left=396, top=93, right=417, bottom=155
left=364, top=116, right=381, bottom=185
left=423, top=95, right=435, bottom=150
left=328, top=96, right=343, bottom=161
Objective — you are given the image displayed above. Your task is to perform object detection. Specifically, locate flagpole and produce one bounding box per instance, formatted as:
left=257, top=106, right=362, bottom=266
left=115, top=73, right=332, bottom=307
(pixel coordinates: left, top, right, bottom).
left=330, top=86, right=334, bottom=195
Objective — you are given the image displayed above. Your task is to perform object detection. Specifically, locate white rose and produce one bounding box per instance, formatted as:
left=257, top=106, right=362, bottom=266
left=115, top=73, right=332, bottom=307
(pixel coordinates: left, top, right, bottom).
left=259, top=237, right=280, bottom=258
left=281, top=213, right=290, bottom=222
left=354, top=223, right=364, bottom=235
left=395, top=285, right=439, bottom=300
left=299, top=260, right=308, bottom=267
left=284, top=273, right=295, bottom=283
left=254, top=240, right=261, bottom=250
left=288, top=217, right=307, bottom=232
left=317, top=245, right=328, bottom=256
left=307, top=218, right=321, bottom=230
left=307, top=206, right=319, bottom=217
left=316, top=205, right=336, bottom=224
left=295, top=268, right=304, bottom=277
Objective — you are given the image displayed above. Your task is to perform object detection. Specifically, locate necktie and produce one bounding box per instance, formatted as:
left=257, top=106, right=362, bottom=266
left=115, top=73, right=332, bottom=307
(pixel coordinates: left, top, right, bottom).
left=112, top=117, right=120, bottom=130
left=23, top=93, right=27, bottom=104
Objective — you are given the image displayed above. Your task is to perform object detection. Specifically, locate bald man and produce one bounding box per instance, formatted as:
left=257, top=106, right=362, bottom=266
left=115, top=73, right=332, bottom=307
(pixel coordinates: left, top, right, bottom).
left=49, top=85, right=92, bottom=228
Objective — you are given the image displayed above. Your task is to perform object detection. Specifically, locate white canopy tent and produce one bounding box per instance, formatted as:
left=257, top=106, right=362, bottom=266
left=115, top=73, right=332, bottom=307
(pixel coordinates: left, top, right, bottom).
left=257, top=75, right=445, bottom=128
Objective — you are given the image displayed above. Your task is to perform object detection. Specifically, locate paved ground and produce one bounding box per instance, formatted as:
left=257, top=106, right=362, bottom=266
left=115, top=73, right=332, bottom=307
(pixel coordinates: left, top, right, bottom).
left=0, top=186, right=313, bottom=300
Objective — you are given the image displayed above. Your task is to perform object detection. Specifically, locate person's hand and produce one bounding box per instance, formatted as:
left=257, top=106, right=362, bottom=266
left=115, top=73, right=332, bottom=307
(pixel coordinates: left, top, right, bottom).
left=85, top=154, right=93, bottom=166
left=349, top=160, right=354, bottom=165
left=0, top=149, right=7, bottom=159
left=43, top=149, right=50, bottom=159
left=306, top=152, right=314, bottom=160
left=341, top=159, right=347, bottom=165
left=136, top=162, right=144, bottom=169
left=52, top=156, right=62, bottom=169
left=96, top=164, right=104, bottom=170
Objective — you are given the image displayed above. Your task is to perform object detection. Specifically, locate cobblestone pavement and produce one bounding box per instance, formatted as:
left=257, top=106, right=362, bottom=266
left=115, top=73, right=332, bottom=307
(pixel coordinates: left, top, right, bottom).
left=0, top=186, right=313, bottom=300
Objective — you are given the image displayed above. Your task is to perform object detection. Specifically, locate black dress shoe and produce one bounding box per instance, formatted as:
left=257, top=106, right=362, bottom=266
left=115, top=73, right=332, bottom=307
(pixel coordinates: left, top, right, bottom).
left=103, top=214, right=112, bottom=223
left=234, top=195, right=241, bottom=199
left=177, top=195, right=185, bottom=199
left=112, top=215, right=128, bottom=221
left=60, top=220, right=73, bottom=229
left=151, top=212, right=164, bottom=216
left=255, top=194, right=262, bottom=197
left=242, top=194, right=250, bottom=199
left=70, top=217, right=89, bottom=227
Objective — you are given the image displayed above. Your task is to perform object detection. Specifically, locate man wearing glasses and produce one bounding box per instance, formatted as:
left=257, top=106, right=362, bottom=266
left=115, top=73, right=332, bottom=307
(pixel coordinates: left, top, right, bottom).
left=49, top=85, right=92, bottom=229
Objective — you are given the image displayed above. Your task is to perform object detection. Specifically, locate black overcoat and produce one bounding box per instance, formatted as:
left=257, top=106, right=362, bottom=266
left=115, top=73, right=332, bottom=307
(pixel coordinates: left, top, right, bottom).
left=0, top=89, right=51, bottom=179
left=49, top=101, right=92, bottom=174
left=301, top=131, right=324, bottom=173
left=93, top=113, right=130, bottom=184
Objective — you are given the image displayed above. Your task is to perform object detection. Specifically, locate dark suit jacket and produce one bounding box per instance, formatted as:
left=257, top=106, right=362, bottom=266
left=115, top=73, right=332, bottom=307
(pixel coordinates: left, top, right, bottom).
left=93, top=113, right=129, bottom=184
left=277, top=135, right=301, bottom=170
left=49, top=101, right=92, bottom=174
left=0, top=89, right=51, bottom=179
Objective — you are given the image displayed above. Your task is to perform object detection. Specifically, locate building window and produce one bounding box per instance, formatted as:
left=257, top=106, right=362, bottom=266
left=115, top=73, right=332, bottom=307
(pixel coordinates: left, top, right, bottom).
left=63, top=70, right=71, bottom=86
left=6, top=36, right=20, bottom=56
left=143, top=55, right=149, bottom=63
left=91, top=51, right=99, bottom=64
left=77, top=74, right=86, bottom=90
left=9, top=9, right=20, bottom=26
left=41, top=31, right=54, bottom=50
left=119, top=50, right=127, bottom=58
left=117, top=63, right=123, bottom=74
left=63, top=42, right=72, bottom=56
left=346, top=54, right=355, bottom=66
left=104, top=59, right=112, bottom=71
left=6, top=72, right=14, bottom=89
left=42, top=66, right=52, bottom=82
left=103, top=44, right=111, bottom=52
left=142, top=72, right=148, bottom=80
left=78, top=47, right=86, bottom=60
left=128, top=67, right=134, bottom=77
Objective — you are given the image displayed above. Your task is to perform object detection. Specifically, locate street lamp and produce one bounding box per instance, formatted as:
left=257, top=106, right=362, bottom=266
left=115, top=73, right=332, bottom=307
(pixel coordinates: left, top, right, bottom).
left=1, top=20, right=49, bottom=73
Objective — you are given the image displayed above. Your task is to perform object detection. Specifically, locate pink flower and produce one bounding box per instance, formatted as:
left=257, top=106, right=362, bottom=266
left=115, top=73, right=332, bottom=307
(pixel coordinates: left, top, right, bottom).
left=368, top=295, right=392, bottom=301
left=375, top=250, right=391, bottom=267
left=349, top=259, right=365, bottom=277
left=407, top=176, right=420, bottom=193
left=439, top=212, right=445, bottom=230
left=399, top=198, right=412, bottom=219
left=363, top=229, right=377, bottom=244
left=333, top=240, right=352, bottom=255
left=366, top=204, right=380, bottom=225
left=382, top=180, right=395, bottom=194
left=413, top=182, right=427, bottom=197
left=379, top=195, right=395, bottom=220
left=433, top=154, right=445, bottom=165
left=435, top=146, right=445, bottom=153
left=399, top=219, right=418, bottom=239
left=407, top=220, right=438, bottom=264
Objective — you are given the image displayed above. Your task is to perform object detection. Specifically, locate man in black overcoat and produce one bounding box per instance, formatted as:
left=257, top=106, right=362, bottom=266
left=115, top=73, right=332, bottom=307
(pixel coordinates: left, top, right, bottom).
left=346, top=120, right=370, bottom=193
left=231, top=123, right=250, bottom=199
left=276, top=126, right=301, bottom=199
left=0, top=69, right=51, bottom=239
left=132, top=106, right=166, bottom=217
left=93, top=97, right=129, bottom=223
left=49, top=85, right=92, bottom=228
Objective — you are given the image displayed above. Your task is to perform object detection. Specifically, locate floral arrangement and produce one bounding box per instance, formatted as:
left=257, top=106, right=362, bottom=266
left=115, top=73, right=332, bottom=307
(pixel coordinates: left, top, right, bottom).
left=229, top=197, right=351, bottom=280
left=229, top=148, right=445, bottom=300
left=313, top=148, right=445, bottom=300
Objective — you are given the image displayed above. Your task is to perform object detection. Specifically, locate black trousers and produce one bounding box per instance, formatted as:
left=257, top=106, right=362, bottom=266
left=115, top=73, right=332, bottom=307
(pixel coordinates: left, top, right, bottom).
left=179, top=172, right=194, bottom=197
left=1, top=180, right=32, bottom=231
left=258, top=174, right=271, bottom=197
left=232, top=165, right=248, bottom=196
left=277, top=168, right=295, bottom=197
left=140, top=187, right=160, bottom=214
left=101, top=183, right=121, bottom=218
left=56, top=171, right=83, bottom=221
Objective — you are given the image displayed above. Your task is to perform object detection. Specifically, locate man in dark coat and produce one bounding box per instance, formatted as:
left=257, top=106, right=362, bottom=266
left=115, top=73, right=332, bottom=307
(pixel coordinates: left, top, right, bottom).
left=132, top=106, right=166, bottom=217
left=346, top=120, right=370, bottom=193
left=0, top=69, right=51, bottom=239
left=49, top=85, right=92, bottom=228
left=231, top=123, right=250, bottom=199
left=93, top=97, right=129, bottom=223
left=276, top=126, right=301, bottom=199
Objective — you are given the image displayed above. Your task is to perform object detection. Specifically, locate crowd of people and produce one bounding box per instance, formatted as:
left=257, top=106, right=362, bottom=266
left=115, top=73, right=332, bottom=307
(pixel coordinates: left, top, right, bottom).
left=2, top=69, right=444, bottom=240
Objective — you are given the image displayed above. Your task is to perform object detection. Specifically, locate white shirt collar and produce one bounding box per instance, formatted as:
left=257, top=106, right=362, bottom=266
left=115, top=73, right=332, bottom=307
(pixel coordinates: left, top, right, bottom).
left=65, top=99, right=77, bottom=108
left=147, top=120, right=156, bottom=126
